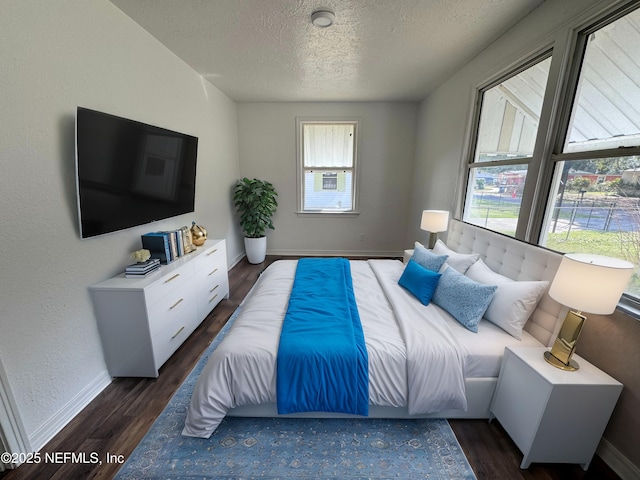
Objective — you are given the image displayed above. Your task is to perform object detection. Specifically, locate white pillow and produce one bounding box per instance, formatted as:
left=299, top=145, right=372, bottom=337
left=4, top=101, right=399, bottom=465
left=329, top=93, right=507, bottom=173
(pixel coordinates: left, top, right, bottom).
left=432, top=239, right=480, bottom=274
left=465, top=259, right=548, bottom=340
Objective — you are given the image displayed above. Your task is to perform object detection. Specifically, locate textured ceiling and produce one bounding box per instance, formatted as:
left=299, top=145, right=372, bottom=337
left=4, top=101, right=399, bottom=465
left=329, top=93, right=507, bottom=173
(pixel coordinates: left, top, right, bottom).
left=109, top=0, right=544, bottom=102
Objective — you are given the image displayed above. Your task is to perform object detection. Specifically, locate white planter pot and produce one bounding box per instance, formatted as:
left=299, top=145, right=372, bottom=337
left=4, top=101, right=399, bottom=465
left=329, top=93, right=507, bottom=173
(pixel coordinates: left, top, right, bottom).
left=244, top=236, right=267, bottom=264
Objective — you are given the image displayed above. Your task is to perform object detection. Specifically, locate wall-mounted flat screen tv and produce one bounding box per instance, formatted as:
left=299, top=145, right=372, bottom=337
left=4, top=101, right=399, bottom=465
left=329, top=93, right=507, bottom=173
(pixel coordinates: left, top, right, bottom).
left=75, top=107, right=198, bottom=238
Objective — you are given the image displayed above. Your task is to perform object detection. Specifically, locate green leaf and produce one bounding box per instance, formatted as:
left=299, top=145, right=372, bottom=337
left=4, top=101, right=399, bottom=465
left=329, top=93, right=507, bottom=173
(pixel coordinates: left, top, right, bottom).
left=232, top=178, right=278, bottom=238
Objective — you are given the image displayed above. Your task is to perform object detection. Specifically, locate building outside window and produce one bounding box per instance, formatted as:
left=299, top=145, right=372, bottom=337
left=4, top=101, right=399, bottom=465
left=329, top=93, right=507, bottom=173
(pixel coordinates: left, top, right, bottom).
left=462, top=4, right=640, bottom=304
left=297, top=119, right=359, bottom=213
left=322, top=173, right=338, bottom=190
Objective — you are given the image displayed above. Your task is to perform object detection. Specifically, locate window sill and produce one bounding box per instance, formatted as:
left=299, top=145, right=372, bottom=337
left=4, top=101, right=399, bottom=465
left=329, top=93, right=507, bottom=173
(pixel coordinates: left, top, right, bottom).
left=617, top=297, right=640, bottom=321
left=296, top=211, right=360, bottom=218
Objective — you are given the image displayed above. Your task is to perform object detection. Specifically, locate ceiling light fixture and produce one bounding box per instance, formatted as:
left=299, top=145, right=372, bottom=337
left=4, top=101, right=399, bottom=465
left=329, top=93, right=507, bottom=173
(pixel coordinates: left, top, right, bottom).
left=311, top=10, right=335, bottom=28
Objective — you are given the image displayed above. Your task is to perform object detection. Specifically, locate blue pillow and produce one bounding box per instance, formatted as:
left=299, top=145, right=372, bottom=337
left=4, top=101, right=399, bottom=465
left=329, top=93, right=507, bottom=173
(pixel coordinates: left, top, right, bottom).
left=412, top=243, right=448, bottom=272
left=432, top=267, right=497, bottom=332
left=398, top=260, right=441, bottom=306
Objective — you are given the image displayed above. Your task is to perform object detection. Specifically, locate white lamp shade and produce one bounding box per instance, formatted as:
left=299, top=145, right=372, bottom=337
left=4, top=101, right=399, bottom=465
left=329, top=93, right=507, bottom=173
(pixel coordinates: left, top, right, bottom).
left=420, top=210, right=449, bottom=233
left=549, top=253, right=634, bottom=314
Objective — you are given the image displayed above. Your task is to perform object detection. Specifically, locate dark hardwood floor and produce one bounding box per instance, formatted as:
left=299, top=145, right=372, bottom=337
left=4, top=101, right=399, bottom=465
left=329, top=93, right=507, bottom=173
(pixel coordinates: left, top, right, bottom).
left=4, top=256, right=621, bottom=480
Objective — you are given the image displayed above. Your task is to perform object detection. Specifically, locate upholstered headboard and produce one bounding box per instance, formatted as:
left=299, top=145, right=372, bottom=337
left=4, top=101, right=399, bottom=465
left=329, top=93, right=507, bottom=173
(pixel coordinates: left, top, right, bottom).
left=445, top=219, right=564, bottom=347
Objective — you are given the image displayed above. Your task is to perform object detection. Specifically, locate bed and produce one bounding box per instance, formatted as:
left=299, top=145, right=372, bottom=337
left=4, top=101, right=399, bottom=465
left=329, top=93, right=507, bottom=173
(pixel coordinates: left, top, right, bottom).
left=182, top=219, right=565, bottom=439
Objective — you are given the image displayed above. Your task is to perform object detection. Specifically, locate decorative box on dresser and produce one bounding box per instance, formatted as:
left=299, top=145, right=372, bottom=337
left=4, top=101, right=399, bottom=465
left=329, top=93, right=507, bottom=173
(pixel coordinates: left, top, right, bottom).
left=90, top=239, right=229, bottom=378
left=490, top=346, right=622, bottom=470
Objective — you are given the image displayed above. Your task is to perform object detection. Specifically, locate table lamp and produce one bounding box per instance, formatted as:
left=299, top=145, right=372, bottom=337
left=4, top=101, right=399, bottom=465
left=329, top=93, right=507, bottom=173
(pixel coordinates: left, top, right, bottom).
left=546, top=253, right=633, bottom=371
left=420, top=210, right=450, bottom=249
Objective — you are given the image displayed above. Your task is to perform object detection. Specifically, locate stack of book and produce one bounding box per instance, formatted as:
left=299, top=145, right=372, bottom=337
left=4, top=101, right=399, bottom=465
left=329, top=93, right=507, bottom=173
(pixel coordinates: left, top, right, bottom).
left=141, top=227, right=195, bottom=265
left=125, top=258, right=161, bottom=278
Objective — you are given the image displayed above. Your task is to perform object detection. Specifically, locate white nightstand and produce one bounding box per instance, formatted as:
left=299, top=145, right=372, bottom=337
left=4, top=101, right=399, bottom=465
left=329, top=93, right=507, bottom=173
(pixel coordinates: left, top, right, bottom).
left=490, top=346, right=622, bottom=470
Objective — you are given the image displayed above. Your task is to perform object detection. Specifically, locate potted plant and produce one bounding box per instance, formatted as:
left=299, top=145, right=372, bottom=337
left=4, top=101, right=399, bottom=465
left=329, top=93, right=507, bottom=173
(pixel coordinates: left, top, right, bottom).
left=232, top=177, right=278, bottom=264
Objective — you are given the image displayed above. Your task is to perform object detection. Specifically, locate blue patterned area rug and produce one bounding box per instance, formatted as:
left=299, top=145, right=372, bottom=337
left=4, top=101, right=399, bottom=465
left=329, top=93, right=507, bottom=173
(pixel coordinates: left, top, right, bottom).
left=115, top=308, right=476, bottom=480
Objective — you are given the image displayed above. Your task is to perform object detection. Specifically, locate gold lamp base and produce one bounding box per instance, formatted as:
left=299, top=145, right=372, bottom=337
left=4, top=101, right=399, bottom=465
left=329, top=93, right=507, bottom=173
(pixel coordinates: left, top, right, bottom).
left=544, top=350, right=579, bottom=371
left=543, top=310, right=585, bottom=372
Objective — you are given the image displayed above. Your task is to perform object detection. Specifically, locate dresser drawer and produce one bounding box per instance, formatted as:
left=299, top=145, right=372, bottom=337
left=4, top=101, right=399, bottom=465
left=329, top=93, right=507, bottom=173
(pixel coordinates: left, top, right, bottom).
left=198, top=261, right=224, bottom=282
left=147, top=282, right=197, bottom=338
left=196, top=242, right=226, bottom=272
left=145, top=261, right=195, bottom=307
left=197, top=279, right=228, bottom=318
left=197, top=241, right=225, bottom=262
left=152, top=310, right=199, bottom=370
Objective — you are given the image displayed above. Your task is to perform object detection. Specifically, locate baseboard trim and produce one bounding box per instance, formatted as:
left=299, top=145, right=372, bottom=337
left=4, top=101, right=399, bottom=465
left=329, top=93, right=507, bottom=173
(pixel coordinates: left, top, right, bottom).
left=28, top=371, right=112, bottom=452
left=597, top=438, right=640, bottom=480
left=228, top=252, right=245, bottom=269
left=266, top=249, right=403, bottom=258
left=0, top=359, right=31, bottom=468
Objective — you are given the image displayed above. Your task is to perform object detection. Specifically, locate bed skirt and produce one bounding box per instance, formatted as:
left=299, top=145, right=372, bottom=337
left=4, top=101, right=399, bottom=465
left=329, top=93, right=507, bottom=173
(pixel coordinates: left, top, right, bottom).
left=227, top=377, right=497, bottom=420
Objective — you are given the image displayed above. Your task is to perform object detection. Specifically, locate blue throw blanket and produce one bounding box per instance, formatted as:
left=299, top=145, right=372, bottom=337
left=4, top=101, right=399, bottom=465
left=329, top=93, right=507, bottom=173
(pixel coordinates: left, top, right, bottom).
left=276, top=258, right=369, bottom=416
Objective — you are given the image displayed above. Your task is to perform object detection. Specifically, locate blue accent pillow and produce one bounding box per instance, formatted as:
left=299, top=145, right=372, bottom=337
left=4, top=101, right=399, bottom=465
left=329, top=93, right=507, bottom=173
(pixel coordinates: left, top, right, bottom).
left=432, top=267, right=497, bottom=332
left=398, top=260, right=441, bottom=306
left=412, top=243, right=448, bottom=272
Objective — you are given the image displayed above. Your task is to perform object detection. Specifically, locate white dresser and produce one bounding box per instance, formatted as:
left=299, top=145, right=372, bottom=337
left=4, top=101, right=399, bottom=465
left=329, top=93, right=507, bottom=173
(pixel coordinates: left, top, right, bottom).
left=90, top=239, right=229, bottom=378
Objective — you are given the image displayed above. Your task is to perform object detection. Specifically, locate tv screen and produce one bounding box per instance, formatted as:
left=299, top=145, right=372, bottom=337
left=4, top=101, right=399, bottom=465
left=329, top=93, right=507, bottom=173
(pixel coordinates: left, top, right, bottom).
left=75, top=107, right=198, bottom=238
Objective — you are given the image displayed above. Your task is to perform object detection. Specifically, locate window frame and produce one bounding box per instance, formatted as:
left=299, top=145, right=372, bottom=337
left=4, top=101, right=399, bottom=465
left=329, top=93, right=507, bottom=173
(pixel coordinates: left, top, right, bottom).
left=295, top=117, right=361, bottom=216
left=462, top=51, right=554, bottom=238
left=545, top=3, right=640, bottom=312
left=459, top=1, right=640, bottom=315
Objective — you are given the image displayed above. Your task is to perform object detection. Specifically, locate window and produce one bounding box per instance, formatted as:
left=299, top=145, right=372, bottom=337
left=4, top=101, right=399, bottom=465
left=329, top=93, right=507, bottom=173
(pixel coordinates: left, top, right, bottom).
left=297, top=119, right=359, bottom=213
left=461, top=3, right=640, bottom=307
left=463, top=56, right=552, bottom=236
left=540, top=6, right=640, bottom=300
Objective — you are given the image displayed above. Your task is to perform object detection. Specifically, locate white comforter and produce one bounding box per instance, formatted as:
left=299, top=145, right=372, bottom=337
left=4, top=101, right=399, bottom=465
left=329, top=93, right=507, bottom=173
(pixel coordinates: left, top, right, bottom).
left=182, top=259, right=467, bottom=438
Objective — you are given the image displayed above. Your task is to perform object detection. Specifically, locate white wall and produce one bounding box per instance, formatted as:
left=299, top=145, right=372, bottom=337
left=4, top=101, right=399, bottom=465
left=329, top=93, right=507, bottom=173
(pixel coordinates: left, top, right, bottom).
left=237, top=102, right=418, bottom=256
left=410, top=0, right=640, bottom=474
left=0, top=0, right=242, bottom=450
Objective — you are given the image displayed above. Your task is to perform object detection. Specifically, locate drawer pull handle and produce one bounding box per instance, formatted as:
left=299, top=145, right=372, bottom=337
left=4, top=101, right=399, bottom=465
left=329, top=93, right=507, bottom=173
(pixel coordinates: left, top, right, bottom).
left=206, top=248, right=218, bottom=256
left=164, top=273, right=180, bottom=283
left=209, top=285, right=219, bottom=293
left=171, top=326, right=185, bottom=339
left=208, top=268, right=218, bottom=276
left=169, top=298, right=184, bottom=310
left=209, top=294, right=219, bottom=303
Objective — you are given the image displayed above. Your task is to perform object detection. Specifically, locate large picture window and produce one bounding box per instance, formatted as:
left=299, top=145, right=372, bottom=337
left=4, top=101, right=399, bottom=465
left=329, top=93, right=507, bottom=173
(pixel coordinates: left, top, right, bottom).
left=462, top=3, right=640, bottom=307
left=540, top=6, right=640, bottom=300
left=297, top=119, right=359, bottom=213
